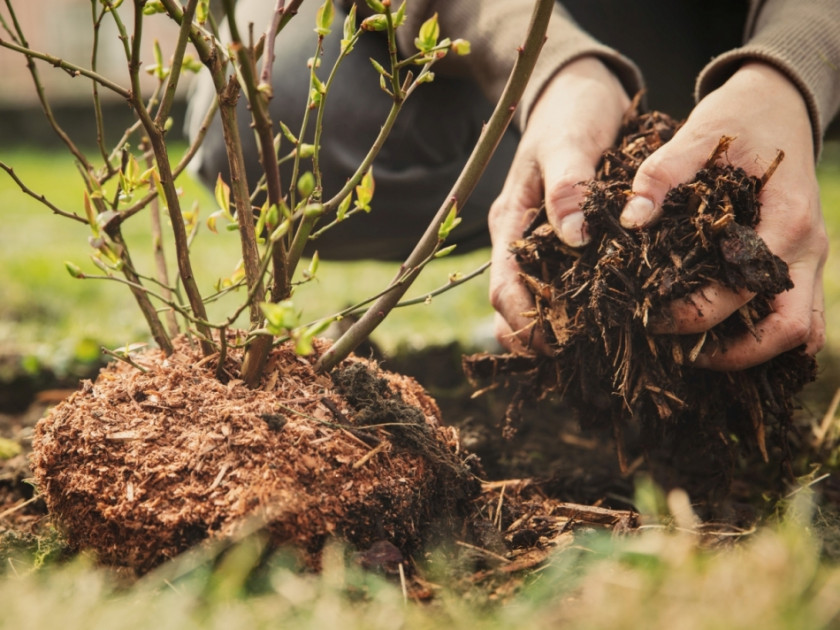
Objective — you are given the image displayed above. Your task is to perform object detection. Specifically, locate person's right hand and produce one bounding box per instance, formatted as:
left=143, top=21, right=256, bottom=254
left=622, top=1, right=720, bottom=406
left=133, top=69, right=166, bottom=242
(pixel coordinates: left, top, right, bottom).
left=488, top=56, right=630, bottom=353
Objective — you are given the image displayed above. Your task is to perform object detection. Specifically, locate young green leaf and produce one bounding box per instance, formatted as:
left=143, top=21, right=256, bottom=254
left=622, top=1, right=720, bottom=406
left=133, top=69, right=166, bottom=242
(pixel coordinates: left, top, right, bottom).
left=315, top=0, right=334, bottom=36
left=196, top=0, right=209, bottom=24
left=311, top=73, right=326, bottom=95
left=438, top=203, right=461, bottom=240
left=434, top=244, right=457, bottom=258
left=355, top=169, right=375, bottom=212
left=261, top=300, right=300, bottom=335
left=341, top=4, right=357, bottom=52
left=414, top=13, right=439, bottom=53
left=214, top=174, right=233, bottom=220
left=83, top=191, right=99, bottom=235
left=394, top=1, right=407, bottom=27
left=336, top=191, right=353, bottom=222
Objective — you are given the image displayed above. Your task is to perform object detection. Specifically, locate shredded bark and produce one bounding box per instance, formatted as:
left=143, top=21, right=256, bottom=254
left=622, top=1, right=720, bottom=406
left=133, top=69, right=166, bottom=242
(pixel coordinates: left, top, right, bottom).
left=465, top=109, right=817, bottom=488
left=31, top=335, right=475, bottom=574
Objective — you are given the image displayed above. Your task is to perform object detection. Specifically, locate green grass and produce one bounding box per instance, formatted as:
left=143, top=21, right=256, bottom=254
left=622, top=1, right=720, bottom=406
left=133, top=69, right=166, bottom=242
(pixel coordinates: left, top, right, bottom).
left=0, top=145, right=494, bottom=365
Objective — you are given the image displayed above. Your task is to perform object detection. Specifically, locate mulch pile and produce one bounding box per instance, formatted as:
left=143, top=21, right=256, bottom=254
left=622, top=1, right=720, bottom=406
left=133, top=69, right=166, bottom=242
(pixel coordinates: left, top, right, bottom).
left=30, top=336, right=478, bottom=574
left=466, top=109, right=816, bottom=492
left=23, top=335, right=646, bottom=583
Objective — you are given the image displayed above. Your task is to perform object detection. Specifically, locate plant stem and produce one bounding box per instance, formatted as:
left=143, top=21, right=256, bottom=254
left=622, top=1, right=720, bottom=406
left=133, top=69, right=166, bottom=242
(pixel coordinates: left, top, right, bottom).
left=316, top=0, right=555, bottom=372
left=129, top=0, right=212, bottom=355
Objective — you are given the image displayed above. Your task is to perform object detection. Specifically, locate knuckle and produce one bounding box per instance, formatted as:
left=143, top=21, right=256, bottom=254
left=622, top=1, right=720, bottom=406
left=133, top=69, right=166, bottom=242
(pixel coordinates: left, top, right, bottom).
left=779, top=312, right=812, bottom=350
left=543, top=173, right=588, bottom=212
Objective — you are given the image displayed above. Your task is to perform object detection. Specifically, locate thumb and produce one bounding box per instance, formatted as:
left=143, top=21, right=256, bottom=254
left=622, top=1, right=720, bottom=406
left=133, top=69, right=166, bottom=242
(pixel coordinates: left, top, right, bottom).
left=620, top=137, right=705, bottom=229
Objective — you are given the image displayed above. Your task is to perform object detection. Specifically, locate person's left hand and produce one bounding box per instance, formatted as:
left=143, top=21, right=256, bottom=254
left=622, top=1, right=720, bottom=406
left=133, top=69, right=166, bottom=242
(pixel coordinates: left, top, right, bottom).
left=620, top=62, right=828, bottom=370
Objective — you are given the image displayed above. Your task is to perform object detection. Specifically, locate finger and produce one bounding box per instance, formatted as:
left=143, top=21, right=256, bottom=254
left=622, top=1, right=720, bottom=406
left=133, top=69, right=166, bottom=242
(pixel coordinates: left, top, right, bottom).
left=692, top=264, right=822, bottom=370
left=651, top=282, right=754, bottom=335
left=542, top=153, right=596, bottom=247
left=489, top=245, right=545, bottom=355
left=494, top=313, right=544, bottom=356
left=620, top=131, right=710, bottom=229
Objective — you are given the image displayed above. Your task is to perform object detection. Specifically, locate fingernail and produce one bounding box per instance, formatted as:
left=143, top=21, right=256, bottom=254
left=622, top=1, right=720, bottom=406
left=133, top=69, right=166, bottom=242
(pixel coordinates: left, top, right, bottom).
left=557, top=213, right=590, bottom=247
left=620, top=195, right=655, bottom=228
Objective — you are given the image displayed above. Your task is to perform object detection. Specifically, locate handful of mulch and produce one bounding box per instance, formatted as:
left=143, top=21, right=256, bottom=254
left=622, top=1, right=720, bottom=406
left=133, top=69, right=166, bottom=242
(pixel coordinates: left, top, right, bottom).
left=465, top=109, right=816, bottom=480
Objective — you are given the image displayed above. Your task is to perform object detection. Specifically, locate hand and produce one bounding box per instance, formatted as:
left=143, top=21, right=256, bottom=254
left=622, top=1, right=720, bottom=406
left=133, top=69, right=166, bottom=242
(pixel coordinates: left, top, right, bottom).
left=620, top=62, right=828, bottom=370
left=488, top=56, right=630, bottom=353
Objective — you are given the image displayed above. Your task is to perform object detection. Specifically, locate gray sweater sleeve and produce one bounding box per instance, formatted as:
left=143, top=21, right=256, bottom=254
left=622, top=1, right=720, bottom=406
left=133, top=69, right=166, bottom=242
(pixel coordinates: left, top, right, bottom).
left=388, top=0, right=643, bottom=130
left=695, top=0, right=840, bottom=156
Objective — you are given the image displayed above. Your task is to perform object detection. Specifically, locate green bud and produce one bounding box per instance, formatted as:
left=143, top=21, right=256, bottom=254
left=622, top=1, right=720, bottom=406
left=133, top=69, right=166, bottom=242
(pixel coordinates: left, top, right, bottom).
left=451, top=38, right=471, bottom=55
left=297, top=172, right=315, bottom=199
left=142, top=0, right=165, bottom=15
left=266, top=203, right=280, bottom=229
left=297, top=143, right=317, bottom=158
left=364, top=0, right=386, bottom=12
left=394, top=1, right=407, bottom=27
left=417, top=70, right=435, bottom=84
left=182, top=54, right=203, bottom=73
left=65, top=261, right=85, bottom=279
left=307, top=251, right=320, bottom=277
left=369, top=57, right=390, bottom=78
left=361, top=14, right=388, bottom=32
left=434, top=244, right=457, bottom=258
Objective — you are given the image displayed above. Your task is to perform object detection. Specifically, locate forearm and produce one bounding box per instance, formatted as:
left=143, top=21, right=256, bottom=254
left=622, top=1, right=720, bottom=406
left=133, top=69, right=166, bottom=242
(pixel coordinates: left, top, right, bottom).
left=696, top=0, right=840, bottom=156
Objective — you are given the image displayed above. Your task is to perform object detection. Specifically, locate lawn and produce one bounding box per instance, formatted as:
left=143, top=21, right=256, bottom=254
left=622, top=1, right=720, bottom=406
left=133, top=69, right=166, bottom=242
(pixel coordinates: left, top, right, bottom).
left=1, top=140, right=840, bottom=629
left=0, top=145, right=495, bottom=368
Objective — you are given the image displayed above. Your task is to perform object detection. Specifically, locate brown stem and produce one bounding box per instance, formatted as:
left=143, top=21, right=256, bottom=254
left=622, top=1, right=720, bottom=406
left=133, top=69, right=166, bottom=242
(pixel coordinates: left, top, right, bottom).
left=216, top=75, right=272, bottom=385
left=145, top=150, right=180, bottom=336
left=155, top=0, right=198, bottom=127
left=316, top=0, right=555, bottom=372
left=129, top=0, right=213, bottom=354
left=222, top=0, right=289, bottom=301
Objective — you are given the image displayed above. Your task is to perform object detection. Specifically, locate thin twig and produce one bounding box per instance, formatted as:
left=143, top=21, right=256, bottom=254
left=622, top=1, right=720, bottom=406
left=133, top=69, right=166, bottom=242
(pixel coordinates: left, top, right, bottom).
left=316, top=0, right=556, bottom=372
